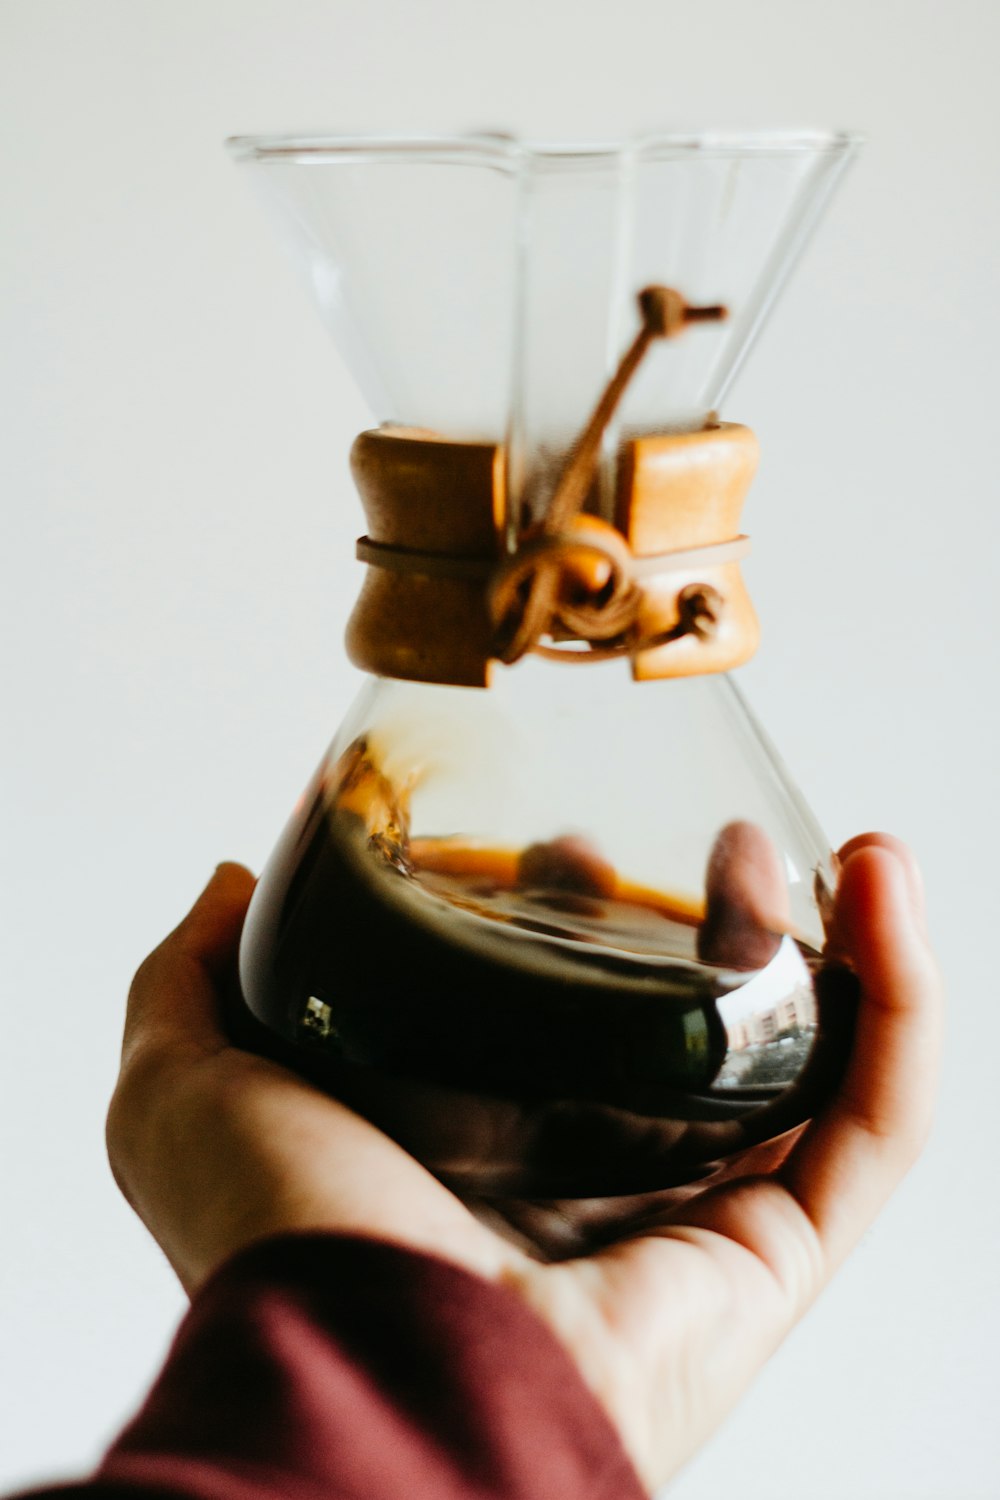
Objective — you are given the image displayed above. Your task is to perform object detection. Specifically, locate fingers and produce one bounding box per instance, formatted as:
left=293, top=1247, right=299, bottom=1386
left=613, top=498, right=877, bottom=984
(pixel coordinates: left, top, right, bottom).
left=122, top=863, right=257, bottom=1063
left=834, top=830, right=926, bottom=934
left=778, top=838, right=943, bottom=1271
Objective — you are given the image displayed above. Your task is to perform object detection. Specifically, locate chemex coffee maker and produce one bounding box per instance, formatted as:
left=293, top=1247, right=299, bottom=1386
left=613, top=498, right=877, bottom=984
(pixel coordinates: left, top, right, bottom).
left=226, top=130, right=861, bottom=1202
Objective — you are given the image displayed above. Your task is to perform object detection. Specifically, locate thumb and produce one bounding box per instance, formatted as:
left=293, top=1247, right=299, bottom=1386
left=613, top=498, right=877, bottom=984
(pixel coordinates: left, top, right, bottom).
left=122, top=863, right=257, bottom=1061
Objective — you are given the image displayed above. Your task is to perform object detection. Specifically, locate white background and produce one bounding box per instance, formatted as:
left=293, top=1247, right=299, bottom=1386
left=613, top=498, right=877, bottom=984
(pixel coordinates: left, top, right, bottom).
left=2, top=2, right=998, bottom=1496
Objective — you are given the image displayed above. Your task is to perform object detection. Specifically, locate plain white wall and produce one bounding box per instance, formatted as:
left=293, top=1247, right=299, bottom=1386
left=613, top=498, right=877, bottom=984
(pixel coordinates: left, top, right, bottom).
left=2, top=2, right=998, bottom=1496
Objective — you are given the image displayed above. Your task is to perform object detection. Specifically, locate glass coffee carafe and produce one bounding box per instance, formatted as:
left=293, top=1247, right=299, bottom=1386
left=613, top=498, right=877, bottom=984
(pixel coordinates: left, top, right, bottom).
left=226, top=130, right=861, bottom=1201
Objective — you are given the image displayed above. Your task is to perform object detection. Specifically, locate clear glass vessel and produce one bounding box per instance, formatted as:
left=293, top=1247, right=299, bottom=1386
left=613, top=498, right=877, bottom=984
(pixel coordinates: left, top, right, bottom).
left=227, top=130, right=861, bottom=1201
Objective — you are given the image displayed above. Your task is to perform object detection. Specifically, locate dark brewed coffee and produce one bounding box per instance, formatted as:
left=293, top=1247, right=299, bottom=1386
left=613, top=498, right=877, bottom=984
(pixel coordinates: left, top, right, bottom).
left=235, top=739, right=856, bottom=1197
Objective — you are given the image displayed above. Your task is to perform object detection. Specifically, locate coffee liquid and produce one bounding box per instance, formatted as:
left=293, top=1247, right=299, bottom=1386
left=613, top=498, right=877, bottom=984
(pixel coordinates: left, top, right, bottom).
left=236, top=739, right=856, bottom=1197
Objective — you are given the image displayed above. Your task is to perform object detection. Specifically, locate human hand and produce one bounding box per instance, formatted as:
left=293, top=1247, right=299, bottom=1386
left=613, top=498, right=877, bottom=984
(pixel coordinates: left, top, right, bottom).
left=107, top=835, right=942, bottom=1493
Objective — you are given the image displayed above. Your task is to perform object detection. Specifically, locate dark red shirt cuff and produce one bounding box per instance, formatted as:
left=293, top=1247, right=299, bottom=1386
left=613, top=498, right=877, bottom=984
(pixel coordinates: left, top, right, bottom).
left=36, top=1233, right=647, bottom=1500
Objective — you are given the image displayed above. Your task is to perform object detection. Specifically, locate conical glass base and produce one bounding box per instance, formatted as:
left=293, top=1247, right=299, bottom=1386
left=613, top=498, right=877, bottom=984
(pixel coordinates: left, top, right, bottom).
left=237, top=661, right=856, bottom=1198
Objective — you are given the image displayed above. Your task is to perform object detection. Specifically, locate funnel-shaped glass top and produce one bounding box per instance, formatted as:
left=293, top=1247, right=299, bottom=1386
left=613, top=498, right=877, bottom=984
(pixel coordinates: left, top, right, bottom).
left=229, top=131, right=858, bottom=522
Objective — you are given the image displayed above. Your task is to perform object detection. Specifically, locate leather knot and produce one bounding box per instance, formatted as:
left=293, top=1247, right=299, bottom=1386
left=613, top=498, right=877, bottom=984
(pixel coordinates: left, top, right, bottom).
left=489, top=516, right=640, bottom=663
left=488, top=284, right=727, bottom=665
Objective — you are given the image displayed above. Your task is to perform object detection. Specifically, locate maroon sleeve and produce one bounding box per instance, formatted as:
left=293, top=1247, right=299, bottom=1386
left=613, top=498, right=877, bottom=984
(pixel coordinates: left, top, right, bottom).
left=19, top=1234, right=648, bottom=1500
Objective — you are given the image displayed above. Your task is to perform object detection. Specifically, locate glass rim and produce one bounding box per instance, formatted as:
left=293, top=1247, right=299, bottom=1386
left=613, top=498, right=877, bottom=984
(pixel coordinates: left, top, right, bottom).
left=226, top=128, right=863, bottom=168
